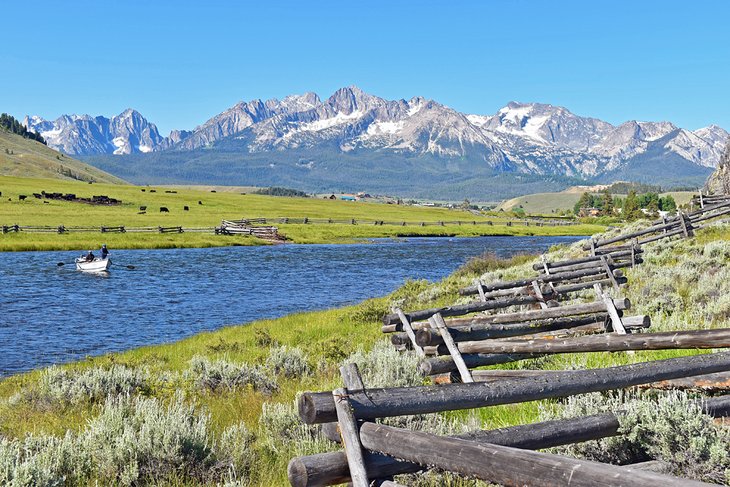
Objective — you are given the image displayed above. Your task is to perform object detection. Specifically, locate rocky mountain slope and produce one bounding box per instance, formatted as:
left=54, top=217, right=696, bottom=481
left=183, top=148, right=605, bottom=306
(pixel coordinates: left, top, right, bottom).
left=24, top=87, right=728, bottom=197
left=705, top=141, right=730, bottom=194
left=24, top=109, right=163, bottom=155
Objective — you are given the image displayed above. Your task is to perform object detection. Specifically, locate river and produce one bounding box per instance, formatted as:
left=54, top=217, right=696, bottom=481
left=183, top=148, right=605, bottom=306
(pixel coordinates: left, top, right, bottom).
left=0, top=236, right=580, bottom=376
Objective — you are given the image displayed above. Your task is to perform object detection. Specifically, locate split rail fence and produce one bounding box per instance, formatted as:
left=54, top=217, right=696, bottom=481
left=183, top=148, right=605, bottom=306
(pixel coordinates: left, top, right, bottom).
left=231, top=216, right=580, bottom=227
left=288, top=192, right=730, bottom=487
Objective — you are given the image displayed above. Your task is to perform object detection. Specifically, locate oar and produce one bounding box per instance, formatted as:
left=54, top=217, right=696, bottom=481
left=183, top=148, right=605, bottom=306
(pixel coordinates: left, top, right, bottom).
left=56, top=261, right=135, bottom=270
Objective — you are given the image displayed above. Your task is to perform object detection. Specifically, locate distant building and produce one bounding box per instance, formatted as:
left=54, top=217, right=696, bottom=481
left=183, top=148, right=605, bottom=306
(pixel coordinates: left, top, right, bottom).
left=578, top=207, right=601, bottom=217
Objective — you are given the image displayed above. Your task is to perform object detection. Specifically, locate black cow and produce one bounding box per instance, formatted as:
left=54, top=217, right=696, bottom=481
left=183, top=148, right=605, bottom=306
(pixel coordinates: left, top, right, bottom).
left=183, top=206, right=189, bottom=211
left=18, top=195, right=27, bottom=201
left=160, top=207, right=169, bottom=213
left=140, top=206, right=147, bottom=211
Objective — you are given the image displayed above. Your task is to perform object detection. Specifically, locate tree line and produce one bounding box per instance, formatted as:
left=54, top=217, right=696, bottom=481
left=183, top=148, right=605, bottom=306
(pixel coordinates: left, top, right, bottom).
left=252, top=186, right=310, bottom=198
left=0, top=113, right=46, bottom=144
left=574, top=189, right=677, bottom=220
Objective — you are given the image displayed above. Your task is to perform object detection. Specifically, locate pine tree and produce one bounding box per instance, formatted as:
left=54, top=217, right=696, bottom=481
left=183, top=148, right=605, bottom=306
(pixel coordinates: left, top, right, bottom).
left=600, top=189, right=614, bottom=216
left=574, top=192, right=594, bottom=215
left=622, top=190, right=642, bottom=221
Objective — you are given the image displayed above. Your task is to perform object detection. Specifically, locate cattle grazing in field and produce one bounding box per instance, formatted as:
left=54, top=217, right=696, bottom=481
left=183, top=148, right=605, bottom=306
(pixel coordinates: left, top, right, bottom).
left=160, top=207, right=169, bottom=213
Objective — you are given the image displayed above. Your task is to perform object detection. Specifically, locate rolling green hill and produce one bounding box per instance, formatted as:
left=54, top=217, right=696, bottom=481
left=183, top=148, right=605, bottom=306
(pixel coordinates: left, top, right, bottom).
left=498, top=189, right=697, bottom=215
left=0, top=130, right=125, bottom=184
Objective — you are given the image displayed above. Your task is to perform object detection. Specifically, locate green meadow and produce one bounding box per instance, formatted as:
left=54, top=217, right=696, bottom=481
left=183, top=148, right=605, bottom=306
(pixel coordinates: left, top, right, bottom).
left=0, top=175, right=604, bottom=251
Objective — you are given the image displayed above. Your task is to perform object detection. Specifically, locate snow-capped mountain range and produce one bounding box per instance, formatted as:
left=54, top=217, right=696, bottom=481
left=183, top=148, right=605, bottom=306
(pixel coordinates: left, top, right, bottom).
left=24, top=86, right=728, bottom=183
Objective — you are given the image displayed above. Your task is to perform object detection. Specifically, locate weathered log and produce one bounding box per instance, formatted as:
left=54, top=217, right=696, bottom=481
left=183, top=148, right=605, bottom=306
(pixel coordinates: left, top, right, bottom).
left=472, top=271, right=632, bottom=301
left=298, top=351, right=730, bottom=424
left=415, top=314, right=650, bottom=348
left=592, top=243, right=643, bottom=255
left=685, top=198, right=730, bottom=219
left=460, top=267, right=635, bottom=299
left=393, top=308, right=424, bottom=356
left=458, top=268, right=624, bottom=297
left=430, top=313, right=473, bottom=382
left=429, top=323, right=610, bottom=357
left=530, top=250, right=641, bottom=271
left=413, top=315, right=608, bottom=347
left=582, top=220, right=683, bottom=250
left=357, top=423, right=712, bottom=487
left=638, top=371, right=730, bottom=392
left=638, top=225, right=688, bottom=245
left=687, top=205, right=730, bottom=225
left=288, top=413, right=620, bottom=487
left=384, top=307, right=618, bottom=335
left=382, top=298, right=630, bottom=330
left=456, top=328, right=730, bottom=355
left=550, top=275, right=628, bottom=295
left=333, top=388, right=370, bottom=487
left=382, top=295, right=549, bottom=326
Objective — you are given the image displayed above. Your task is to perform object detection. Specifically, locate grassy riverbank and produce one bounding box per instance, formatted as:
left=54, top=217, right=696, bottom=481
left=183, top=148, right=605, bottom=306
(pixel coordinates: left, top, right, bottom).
left=2, top=223, right=728, bottom=485
left=0, top=175, right=604, bottom=251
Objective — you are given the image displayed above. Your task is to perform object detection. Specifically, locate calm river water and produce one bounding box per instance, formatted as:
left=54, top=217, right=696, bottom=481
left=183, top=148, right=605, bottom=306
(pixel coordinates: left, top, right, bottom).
left=0, top=236, right=580, bottom=376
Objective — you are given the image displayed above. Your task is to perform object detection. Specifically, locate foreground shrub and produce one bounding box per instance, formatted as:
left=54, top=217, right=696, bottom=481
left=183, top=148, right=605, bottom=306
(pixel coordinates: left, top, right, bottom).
left=217, top=422, right=257, bottom=482
left=265, top=346, right=311, bottom=379
left=349, top=299, right=390, bottom=325
left=541, top=392, right=730, bottom=484
left=82, top=394, right=214, bottom=484
left=344, top=340, right=422, bottom=388
left=17, top=365, right=150, bottom=407
left=0, top=394, right=217, bottom=486
left=188, top=356, right=278, bottom=394
left=258, top=401, right=332, bottom=458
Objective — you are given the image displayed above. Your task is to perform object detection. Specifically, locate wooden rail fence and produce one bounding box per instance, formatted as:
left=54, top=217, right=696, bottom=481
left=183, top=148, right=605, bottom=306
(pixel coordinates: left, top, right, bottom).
left=286, top=192, right=730, bottom=486
left=232, top=216, right=581, bottom=227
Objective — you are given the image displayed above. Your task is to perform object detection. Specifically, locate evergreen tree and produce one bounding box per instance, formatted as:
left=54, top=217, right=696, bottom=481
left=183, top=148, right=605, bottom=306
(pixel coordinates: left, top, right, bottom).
left=660, top=195, right=677, bottom=213
left=622, top=190, right=642, bottom=220
left=600, top=189, right=614, bottom=215
left=574, top=192, right=594, bottom=215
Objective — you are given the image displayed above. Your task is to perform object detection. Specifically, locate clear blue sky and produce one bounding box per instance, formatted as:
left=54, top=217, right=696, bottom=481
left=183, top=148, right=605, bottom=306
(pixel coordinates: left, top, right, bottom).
left=3, top=0, right=729, bottom=135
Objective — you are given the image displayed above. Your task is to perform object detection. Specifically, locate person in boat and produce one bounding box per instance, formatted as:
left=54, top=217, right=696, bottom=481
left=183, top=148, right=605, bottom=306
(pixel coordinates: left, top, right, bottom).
left=84, top=250, right=95, bottom=262
left=100, top=244, right=109, bottom=260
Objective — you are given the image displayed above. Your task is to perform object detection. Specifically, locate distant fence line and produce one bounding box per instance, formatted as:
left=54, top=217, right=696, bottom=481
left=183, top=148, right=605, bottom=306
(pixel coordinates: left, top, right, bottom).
left=1, top=225, right=209, bottom=234
left=231, top=217, right=580, bottom=227
left=1, top=217, right=580, bottom=236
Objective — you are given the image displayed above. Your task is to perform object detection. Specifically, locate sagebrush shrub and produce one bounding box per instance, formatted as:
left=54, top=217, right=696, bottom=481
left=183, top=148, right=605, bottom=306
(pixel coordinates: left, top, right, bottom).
left=349, top=299, right=390, bottom=324
left=344, top=339, right=423, bottom=388
left=23, top=365, right=150, bottom=406
left=541, top=392, right=730, bottom=483
left=265, top=346, right=311, bottom=378
left=188, top=356, right=278, bottom=394
left=217, top=422, right=256, bottom=483
left=0, top=394, right=216, bottom=486
left=257, top=401, right=332, bottom=458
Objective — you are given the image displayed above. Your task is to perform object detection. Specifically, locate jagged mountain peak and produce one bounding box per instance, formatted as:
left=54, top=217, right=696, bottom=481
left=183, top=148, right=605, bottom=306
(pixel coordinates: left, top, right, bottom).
left=25, top=87, right=728, bottom=187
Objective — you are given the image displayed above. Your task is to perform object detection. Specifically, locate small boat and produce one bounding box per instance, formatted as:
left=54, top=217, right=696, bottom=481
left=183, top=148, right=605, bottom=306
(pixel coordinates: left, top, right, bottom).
left=75, top=258, right=112, bottom=272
